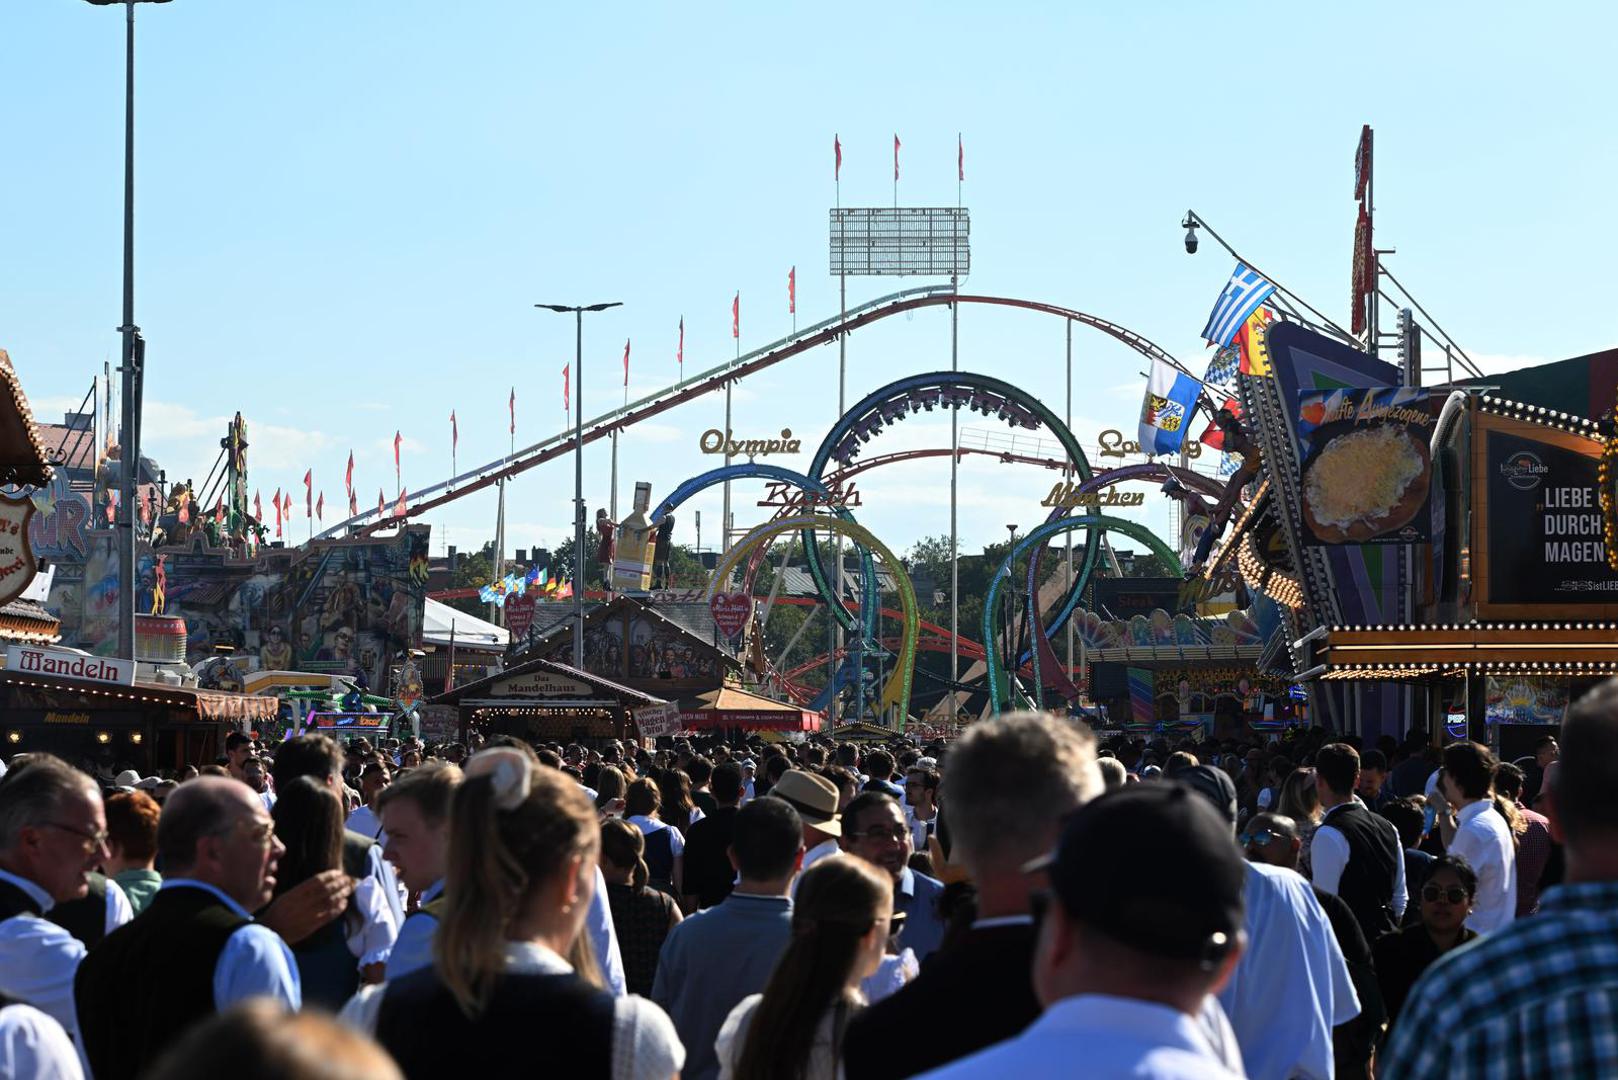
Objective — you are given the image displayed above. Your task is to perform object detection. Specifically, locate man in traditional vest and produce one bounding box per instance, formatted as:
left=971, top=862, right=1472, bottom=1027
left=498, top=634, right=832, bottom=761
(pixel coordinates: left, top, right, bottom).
left=74, top=777, right=301, bottom=1080
left=0, top=754, right=107, bottom=1052
left=1311, top=742, right=1407, bottom=941
left=375, top=761, right=461, bottom=978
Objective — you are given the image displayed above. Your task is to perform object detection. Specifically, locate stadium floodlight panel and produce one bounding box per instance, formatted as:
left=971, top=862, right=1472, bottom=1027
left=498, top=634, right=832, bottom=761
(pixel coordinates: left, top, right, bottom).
left=829, top=207, right=970, bottom=277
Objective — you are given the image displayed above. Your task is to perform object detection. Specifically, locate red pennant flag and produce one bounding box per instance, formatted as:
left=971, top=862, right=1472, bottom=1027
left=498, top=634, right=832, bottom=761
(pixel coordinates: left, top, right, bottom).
left=273, top=488, right=282, bottom=537
left=316, top=493, right=324, bottom=522
left=450, top=411, right=458, bottom=455
left=623, top=339, right=630, bottom=388
left=958, top=133, right=964, bottom=182
left=732, top=292, right=740, bottom=340
left=894, top=133, right=901, bottom=182
left=378, top=489, right=385, bottom=518
left=254, top=490, right=262, bottom=523
left=509, top=388, right=516, bottom=436
left=1198, top=398, right=1244, bottom=450
left=834, top=134, right=842, bottom=181
left=677, top=317, right=684, bottom=369
left=349, top=490, right=358, bottom=517
left=394, top=430, right=402, bottom=494
left=303, top=469, right=313, bottom=518
left=395, top=489, right=406, bottom=518
left=283, top=492, right=293, bottom=526
left=344, top=451, right=354, bottom=498
left=563, top=363, right=570, bottom=413
left=788, top=267, right=796, bottom=315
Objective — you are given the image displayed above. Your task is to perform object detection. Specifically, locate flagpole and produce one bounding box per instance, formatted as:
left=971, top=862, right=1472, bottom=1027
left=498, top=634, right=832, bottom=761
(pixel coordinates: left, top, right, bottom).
left=1065, top=318, right=1075, bottom=694
left=833, top=141, right=846, bottom=726
left=948, top=134, right=960, bottom=733
left=723, top=301, right=736, bottom=556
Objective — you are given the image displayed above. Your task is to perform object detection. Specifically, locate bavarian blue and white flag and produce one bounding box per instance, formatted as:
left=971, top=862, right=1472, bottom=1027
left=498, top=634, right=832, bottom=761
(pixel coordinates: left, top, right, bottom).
left=1138, top=359, right=1201, bottom=457
left=1201, top=262, right=1277, bottom=348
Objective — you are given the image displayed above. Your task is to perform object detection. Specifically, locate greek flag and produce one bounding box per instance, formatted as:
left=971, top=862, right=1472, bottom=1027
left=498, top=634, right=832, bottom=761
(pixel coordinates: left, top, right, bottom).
left=1201, top=263, right=1276, bottom=348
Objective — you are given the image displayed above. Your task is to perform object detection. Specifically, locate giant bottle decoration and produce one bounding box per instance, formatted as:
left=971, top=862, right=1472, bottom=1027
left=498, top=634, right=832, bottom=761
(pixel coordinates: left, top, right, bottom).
left=611, top=482, right=658, bottom=593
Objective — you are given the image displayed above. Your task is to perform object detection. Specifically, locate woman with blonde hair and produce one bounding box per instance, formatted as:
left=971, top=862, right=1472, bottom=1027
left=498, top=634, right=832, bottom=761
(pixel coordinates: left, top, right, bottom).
left=1277, top=766, right=1324, bottom=877
left=342, top=748, right=682, bottom=1079
left=715, top=854, right=894, bottom=1080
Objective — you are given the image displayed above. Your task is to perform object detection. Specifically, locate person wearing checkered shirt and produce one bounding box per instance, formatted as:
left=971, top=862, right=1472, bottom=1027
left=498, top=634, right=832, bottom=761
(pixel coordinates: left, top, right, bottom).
left=1381, top=682, right=1618, bottom=1079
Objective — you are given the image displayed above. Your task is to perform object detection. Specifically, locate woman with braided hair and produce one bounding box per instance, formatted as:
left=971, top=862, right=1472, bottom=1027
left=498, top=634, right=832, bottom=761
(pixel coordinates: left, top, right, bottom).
left=715, top=854, right=895, bottom=1080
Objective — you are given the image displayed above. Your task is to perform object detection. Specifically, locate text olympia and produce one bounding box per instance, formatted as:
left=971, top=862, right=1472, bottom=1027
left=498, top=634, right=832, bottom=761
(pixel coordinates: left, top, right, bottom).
left=699, top=429, right=802, bottom=457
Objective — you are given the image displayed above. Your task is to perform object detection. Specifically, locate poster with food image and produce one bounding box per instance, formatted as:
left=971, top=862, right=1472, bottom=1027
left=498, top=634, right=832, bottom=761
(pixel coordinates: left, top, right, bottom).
left=1296, top=387, right=1435, bottom=544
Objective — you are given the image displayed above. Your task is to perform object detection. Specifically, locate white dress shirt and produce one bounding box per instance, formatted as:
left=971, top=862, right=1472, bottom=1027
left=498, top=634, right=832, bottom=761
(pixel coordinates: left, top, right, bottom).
left=342, top=940, right=683, bottom=1080
left=1310, top=800, right=1408, bottom=919
left=155, top=880, right=302, bottom=1010
left=1219, top=861, right=1358, bottom=1080
left=0, top=1003, right=83, bottom=1080
left=1447, top=799, right=1519, bottom=933
left=0, top=869, right=86, bottom=1050
left=917, top=994, right=1244, bottom=1079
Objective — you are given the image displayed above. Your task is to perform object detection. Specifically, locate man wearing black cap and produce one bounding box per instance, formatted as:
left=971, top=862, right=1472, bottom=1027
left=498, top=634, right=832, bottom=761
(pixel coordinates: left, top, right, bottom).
left=918, top=783, right=1247, bottom=1079
left=1178, top=764, right=1360, bottom=1080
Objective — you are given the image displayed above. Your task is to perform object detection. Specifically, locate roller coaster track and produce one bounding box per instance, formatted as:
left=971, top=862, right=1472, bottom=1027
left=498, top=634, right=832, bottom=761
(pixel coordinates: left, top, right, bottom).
left=317, top=285, right=1185, bottom=540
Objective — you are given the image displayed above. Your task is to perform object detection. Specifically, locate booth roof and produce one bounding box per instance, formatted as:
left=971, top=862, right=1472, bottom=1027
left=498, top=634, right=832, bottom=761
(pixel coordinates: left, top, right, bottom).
left=431, top=654, right=669, bottom=708
left=423, top=596, right=508, bottom=651
left=680, top=684, right=823, bottom=732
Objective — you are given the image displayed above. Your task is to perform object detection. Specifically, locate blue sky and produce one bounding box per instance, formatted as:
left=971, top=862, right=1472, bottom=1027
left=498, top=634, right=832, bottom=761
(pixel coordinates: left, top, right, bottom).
left=4, top=1, right=1614, bottom=564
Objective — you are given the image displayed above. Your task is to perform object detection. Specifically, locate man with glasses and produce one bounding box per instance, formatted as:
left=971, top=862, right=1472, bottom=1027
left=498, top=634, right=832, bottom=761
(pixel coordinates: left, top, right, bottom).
left=0, top=754, right=107, bottom=1052
left=75, top=777, right=302, bottom=1080
left=902, top=766, right=940, bottom=854
left=841, top=791, right=946, bottom=961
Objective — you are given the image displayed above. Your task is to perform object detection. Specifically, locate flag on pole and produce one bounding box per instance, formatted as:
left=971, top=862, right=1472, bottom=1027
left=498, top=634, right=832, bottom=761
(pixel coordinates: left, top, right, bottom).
left=349, top=490, right=358, bottom=517
left=316, top=492, right=324, bottom=522
left=508, top=388, right=516, bottom=435
left=378, top=489, right=385, bottom=517
left=303, top=469, right=313, bottom=517
left=273, top=488, right=282, bottom=537
left=677, top=317, right=684, bottom=370
left=1198, top=398, right=1244, bottom=450
left=834, top=134, right=842, bottom=181
left=450, top=411, right=458, bottom=455
left=1137, top=359, right=1202, bottom=457
left=393, top=431, right=402, bottom=490
left=893, top=134, right=901, bottom=181
left=344, top=451, right=354, bottom=499
left=1234, top=307, right=1276, bottom=377
left=396, top=489, right=406, bottom=518
left=958, top=133, right=964, bottom=182
left=1202, top=344, right=1241, bottom=391
left=623, top=340, right=630, bottom=387
left=1200, top=262, right=1277, bottom=348
left=254, top=490, right=262, bottom=524
left=283, top=491, right=293, bottom=522
left=788, top=267, right=795, bottom=315
left=732, top=292, right=739, bottom=339
left=563, top=363, right=570, bottom=413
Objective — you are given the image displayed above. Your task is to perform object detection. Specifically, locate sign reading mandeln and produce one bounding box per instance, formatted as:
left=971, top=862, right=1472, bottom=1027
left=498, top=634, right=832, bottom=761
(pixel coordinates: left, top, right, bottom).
left=6, top=645, right=135, bottom=687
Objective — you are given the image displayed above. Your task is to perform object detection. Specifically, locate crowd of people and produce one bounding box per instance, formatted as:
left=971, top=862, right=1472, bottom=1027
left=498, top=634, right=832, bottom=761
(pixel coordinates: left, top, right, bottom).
left=0, top=689, right=1615, bottom=1078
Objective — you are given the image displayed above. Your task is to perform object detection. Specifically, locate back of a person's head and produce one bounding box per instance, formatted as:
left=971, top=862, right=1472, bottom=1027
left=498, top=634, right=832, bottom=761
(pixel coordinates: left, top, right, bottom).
left=439, top=749, right=599, bottom=1017
left=943, top=712, right=1102, bottom=871
left=624, top=777, right=661, bottom=818
left=272, top=734, right=342, bottom=792
left=1493, top=761, right=1526, bottom=801
left=711, top=761, right=744, bottom=804
left=1163, top=750, right=1199, bottom=777
left=535, top=748, right=563, bottom=770
left=1278, top=767, right=1321, bottom=821
left=1379, top=797, right=1425, bottom=849
left=735, top=854, right=891, bottom=1080
left=104, top=790, right=161, bottom=863
left=599, top=816, right=649, bottom=888
left=865, top=749, right=895, bottom=779
left=594, top=765, right=627, bottom=808
left=1551, top=680, right=1618, bottom=845
left=0, top=753, right=97, bottom=853
left=1442, top=740, right=1497, bottom=800
left=271, top=776, right=344, bottom=894
left=1314, top=743, right=1360, bottom=796
left=1095, top=757, right=1127, bottom=792
left=145, top=1000, right=401, bottom=1080
left=686, top=756, right=713, bottom=787
left=730, top=796, right=803, bottom=882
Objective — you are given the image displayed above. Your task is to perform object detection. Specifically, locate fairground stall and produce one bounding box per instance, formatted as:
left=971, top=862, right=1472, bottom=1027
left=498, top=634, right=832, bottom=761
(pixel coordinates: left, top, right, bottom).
left=431, top=655, right=680, bottom=745
left=680, top=684, right=824, bottom=737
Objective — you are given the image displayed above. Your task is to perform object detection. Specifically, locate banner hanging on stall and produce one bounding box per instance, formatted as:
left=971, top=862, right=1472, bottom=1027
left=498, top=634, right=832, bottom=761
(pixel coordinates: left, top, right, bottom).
left=1296, top=387, right=1435, bottom=545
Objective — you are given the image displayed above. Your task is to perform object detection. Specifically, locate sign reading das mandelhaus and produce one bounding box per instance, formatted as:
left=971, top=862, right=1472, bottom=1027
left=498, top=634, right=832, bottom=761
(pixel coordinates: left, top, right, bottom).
left=1486, top=431, right=1618, bottom=603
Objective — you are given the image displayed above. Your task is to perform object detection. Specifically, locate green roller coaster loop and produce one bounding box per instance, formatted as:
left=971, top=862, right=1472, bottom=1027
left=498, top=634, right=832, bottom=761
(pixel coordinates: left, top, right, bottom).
left=983, top=514, right=1182, bottom=715
left=707, top=515, right=918, bottom=727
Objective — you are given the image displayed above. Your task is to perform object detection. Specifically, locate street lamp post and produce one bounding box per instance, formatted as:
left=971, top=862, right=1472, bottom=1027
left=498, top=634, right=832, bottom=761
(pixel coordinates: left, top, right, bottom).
left=536, top=301, right=622, bottom=669
left=86, top=0, right=171, bottom=662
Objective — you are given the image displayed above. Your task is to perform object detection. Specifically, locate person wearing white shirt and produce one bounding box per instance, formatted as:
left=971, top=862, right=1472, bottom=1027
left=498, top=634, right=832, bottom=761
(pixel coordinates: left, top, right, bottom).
left=1309, top=743, right=1407, bottom=942
left=0, top=1003, right=83, bottom=1080
left=902, top=766, right=940, bottom=854
left=1438, top=741, right=1519, bottom=933
left=0, top=758, right=107, bottom=1053
left=920, top=784, right=1247, bottom=1080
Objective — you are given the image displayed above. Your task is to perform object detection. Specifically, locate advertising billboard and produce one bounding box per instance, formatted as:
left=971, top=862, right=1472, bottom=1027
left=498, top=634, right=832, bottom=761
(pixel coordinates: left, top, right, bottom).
left=1296, top=387, right=1435, bottom=545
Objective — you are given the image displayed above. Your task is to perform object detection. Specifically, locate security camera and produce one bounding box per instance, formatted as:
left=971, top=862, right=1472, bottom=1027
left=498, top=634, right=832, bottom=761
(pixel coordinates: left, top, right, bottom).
left=1181, top=212, right=1200, bottom=255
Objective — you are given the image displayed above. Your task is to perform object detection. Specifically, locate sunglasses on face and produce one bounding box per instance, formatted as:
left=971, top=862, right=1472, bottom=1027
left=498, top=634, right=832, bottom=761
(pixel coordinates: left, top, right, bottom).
left=1422, top=885, right=1470, bottom=905
left=1239, top=830, right=1282, bottom=847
